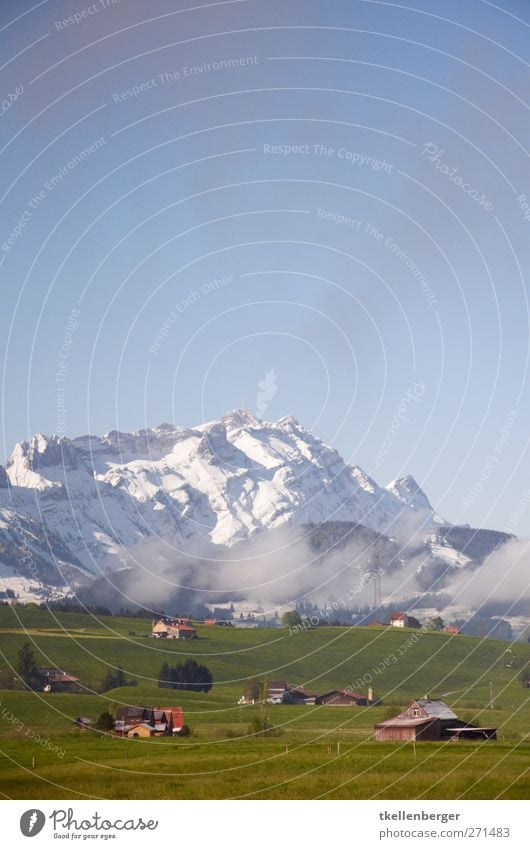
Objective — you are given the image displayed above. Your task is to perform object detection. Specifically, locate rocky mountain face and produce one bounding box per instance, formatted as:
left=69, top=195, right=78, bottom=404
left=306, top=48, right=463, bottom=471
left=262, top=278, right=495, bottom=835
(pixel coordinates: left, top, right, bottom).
left=0, top=411, right=513, bottom=605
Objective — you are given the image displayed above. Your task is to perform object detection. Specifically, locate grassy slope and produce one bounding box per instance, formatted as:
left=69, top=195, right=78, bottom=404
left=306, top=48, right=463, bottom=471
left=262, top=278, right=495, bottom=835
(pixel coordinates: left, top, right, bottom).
left=0, top=606, right=529, bottom=799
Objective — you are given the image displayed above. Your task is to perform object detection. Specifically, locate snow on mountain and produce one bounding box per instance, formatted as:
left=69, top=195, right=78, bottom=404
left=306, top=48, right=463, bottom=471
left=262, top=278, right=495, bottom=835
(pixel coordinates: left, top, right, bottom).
left=0, top=410, right=447, bottom=586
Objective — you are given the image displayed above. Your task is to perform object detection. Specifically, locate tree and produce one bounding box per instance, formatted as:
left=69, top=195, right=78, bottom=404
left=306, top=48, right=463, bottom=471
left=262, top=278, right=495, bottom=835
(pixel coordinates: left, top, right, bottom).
left=426, top=616, right=444, bottom=631
left=244, top=679, right=264, bottom=703
left=158, top=661, right=173, bottom=689
left=100, top=667, right=135, bottom=692
left=157, top=659, right=213, bottom=693
left=0, top=668, right=21, bottom=689
left=281, top=610, right=301, bottom=628
left=16, top=642, right=41, bottom=690
left=95, top=711, right=115, bottom=731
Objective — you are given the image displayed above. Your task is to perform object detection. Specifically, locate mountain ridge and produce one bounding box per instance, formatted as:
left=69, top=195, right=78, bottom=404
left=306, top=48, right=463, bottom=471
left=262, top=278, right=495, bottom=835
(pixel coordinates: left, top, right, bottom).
left=0, top=411, right=513, bottom=613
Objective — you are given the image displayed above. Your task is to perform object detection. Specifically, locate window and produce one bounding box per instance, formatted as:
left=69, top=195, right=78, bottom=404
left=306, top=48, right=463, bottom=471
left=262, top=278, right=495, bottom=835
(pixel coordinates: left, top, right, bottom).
left=413, top=708, right=420, bottom=717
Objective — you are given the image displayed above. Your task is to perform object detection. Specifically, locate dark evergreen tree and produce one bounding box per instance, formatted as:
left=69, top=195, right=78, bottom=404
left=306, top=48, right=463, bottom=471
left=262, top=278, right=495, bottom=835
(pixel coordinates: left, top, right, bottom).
left=16, top=642, right=41, bottom=690
left=157, top=659, right=213, bottom=692
left=95, top=711, right=115, bottom=731
left=158, top=661, right=172, bottom=689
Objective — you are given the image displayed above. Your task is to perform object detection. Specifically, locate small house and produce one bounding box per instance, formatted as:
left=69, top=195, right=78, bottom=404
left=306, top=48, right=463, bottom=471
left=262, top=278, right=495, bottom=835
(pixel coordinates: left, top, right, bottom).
left=389, top=612, right=422, bottom=629
left=127, top=723, right=154, bottom=738
left=444, top=625, right=460, bottom=635
left=37, top=667, right=80, bottom=692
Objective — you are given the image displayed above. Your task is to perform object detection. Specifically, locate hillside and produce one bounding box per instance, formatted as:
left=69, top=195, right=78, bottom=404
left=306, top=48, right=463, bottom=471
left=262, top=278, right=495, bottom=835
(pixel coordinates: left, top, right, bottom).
left=0, top=606, right=528, bottom=710
left=1, top=607, right=529, bottom=800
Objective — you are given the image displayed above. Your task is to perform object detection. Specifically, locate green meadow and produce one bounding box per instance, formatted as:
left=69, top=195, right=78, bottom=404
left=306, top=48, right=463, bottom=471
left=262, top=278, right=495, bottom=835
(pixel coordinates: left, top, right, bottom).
left=0, top=606, right=529, bottom=799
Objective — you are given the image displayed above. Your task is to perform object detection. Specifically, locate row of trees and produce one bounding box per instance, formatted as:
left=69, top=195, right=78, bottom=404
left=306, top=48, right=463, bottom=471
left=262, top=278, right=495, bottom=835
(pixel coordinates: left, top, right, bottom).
left=158, top=659, right=213, bottom=692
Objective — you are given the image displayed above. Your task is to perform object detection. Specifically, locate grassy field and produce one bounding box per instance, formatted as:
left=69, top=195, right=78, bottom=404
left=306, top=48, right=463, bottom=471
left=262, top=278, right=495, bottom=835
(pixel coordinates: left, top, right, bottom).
left=0, top=606, right=529, bottom=799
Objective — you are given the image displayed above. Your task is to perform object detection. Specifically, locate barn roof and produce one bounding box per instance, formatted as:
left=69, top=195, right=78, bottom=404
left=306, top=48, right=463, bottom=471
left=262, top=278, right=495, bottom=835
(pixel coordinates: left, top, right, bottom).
left=116, top=706, right=148, bottom=722
left=319, top=689, right=366, bottom=700
left=445, top=726, right=497, bottom=732
left=287, top=687, right=317, bottom=698
left=375, top=717, right=435, bottom=728
left=414, top=699, right=458, bottom=719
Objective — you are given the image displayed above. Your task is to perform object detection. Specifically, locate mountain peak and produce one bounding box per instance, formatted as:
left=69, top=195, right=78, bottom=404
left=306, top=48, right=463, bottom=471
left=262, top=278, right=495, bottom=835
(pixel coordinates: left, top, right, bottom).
left=219, top=409, right=261, bottom=428
left=277, top=414, right=302, bottom=429
left=1, top=414, right=444, bottom=555
left=385, top=475, right=433, bottom=512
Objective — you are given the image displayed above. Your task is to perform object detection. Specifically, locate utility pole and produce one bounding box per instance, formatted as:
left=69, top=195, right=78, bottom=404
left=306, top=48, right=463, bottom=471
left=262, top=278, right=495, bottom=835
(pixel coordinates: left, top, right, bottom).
left=489, top=681, right=495, bottom=709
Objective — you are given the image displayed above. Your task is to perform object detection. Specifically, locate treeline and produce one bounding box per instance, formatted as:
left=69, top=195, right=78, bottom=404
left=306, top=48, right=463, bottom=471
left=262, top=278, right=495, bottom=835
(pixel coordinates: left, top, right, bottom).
left=158, top=659, right=213, bottom=692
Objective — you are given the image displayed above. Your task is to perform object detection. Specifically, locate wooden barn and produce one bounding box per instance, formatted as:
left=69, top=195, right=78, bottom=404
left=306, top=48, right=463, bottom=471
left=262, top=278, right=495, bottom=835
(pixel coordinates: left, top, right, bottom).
left=375, top=699, right=497, bottom=742
left=282, top=686, right=318, bottom=705
left=374, top=715, right=441, bottom=742
left=316, top=689, right=368, bottom=706
left=375, top=699, right=459, bottom=741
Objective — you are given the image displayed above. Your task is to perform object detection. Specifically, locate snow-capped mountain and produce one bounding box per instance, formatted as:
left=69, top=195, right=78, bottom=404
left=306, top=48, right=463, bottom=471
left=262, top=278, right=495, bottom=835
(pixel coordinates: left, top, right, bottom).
left=0, top=411, right=511, bottom=602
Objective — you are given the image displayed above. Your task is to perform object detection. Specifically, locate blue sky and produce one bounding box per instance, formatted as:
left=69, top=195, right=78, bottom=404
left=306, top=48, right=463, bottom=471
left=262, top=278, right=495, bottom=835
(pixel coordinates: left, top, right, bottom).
left=1, top=0, right=529, bottom=534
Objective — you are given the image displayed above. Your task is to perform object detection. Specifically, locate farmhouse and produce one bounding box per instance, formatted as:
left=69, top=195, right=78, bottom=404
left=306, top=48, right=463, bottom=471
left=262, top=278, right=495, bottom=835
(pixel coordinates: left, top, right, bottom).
left=115, top=705, right=184, bottom=737
left=152, top=617, right=198, bottom=639
left=266, top=680, right=297, bottom=703
left=374, top=699, right=497, bottom=742
left=389, top=612, right=422, bottom=629
left=37, top=667, right=80, bottom=692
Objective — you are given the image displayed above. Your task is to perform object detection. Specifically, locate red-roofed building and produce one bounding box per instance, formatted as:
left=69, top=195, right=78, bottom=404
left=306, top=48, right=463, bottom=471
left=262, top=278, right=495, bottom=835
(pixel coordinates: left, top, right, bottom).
left=115, top=705, right=184, bottom=736
left=152, top=617, right=198, bottom=639
left=160, top=706, right=184, bottom=733
left=390, top=612, right=422, bottom=629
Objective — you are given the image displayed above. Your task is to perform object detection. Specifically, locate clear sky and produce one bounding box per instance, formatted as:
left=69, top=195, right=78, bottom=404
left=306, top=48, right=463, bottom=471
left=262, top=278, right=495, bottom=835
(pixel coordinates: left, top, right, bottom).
left=1, top=0, right=529, bottom=535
